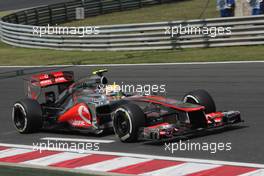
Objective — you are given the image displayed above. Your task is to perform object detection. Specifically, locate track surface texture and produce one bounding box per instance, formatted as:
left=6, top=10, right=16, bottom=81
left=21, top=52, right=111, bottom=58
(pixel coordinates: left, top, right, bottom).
left=0, top=63, right=263, bottom=164
left=0, top=0, right=70, bottom=11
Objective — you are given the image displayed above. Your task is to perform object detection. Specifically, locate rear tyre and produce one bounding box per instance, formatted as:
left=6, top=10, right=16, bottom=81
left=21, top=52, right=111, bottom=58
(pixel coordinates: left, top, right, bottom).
left=12, top=99, right=43, bottom=133
left=182, top=89, right=216, bottom=113
left=113, top=103, right=145, bottom=142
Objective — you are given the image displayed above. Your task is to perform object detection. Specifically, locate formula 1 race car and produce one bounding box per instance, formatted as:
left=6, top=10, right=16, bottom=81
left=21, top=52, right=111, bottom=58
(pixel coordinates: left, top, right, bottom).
left=12, top=69, right=243, bottom=142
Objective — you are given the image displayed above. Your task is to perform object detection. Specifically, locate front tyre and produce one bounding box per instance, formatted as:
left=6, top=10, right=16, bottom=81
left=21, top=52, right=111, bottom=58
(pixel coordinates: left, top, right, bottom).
left=12, top=99, right=43, bottom=133
left=182, top=89, right=216, bottom=113
left=113, top=103, right=145, bottom=143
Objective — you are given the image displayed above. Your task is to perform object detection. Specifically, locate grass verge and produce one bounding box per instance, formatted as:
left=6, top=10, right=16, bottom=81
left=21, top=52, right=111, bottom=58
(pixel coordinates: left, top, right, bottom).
left=0, top=2, right=263, bottom=66
left=64, top=0, right=218, bottom=26
left=0, top=11, right=12, bottom=17
left=0, top=42, right=263, bottom=66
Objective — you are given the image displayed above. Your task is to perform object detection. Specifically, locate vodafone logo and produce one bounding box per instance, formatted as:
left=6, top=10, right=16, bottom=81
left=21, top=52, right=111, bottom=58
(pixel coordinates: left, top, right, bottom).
left=78, top=105, right=91, bottom=125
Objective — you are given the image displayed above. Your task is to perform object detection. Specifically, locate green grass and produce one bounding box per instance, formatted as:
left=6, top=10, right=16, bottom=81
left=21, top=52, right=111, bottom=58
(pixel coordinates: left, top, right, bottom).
left=64, top=0, right=218, bottom=26
left=0, top=1, right=263, bottom=66
left=0, top=11, right=12, bottom=17
left=0, top=42, right=263, bottom=66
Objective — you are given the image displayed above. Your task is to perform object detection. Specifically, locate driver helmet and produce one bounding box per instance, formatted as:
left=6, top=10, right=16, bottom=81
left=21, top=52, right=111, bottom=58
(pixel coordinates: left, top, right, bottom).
left=105, top=83, right=122, bottom=96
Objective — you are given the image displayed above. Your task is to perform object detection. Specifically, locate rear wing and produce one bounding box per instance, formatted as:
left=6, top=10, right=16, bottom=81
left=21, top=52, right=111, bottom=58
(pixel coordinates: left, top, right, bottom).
left=27, top=71, right=74, bottom=100
left=30, top=71, right=74, bottom=87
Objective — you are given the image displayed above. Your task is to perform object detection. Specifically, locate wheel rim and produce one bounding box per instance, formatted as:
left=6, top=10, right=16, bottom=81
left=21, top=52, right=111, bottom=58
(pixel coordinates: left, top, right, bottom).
left=114, top=110, right=130, bottom=136
left=184, top=95, right=199, bottom=104
left=13, top=104, right=27, bottom=132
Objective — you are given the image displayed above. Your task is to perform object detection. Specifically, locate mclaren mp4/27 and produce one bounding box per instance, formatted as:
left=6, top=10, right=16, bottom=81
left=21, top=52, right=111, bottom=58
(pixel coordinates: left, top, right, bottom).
left=12, top=69, right=243, bottom=142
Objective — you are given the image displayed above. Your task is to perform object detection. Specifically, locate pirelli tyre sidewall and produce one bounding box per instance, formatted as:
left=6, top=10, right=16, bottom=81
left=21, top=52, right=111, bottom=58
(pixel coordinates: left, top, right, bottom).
left=12, top=98, right=43, bottom=133
left=182, top=89, right=216, bottom=114
left=113, top=103, right=145, bottom=142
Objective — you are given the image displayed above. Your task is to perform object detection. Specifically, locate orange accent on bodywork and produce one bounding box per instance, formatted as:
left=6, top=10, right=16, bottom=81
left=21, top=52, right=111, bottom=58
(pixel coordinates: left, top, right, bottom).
left=58, top=103, right=92, bottom=128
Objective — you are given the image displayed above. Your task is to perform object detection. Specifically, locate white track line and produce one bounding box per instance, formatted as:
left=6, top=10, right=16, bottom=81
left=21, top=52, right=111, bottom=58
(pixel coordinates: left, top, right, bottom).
left=1, top=61, right=264, bottom=68
left=77, top=157, right=152, bottom=172
left=141, top=163, right=221, bottom=176
left=41, top=137, right=115, bottom=144
left=0, top=148, right=32, bottom=158
left=239, top=169, right=264, bottom=176
left=22, top=152, right=89, bottom=166
left=0, top=143, right=263, bottom=169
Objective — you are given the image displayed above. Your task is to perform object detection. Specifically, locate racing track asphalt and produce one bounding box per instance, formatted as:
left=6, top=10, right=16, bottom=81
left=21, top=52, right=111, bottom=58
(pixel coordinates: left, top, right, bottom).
left=0, top=0, right=71, bottom=11
left=0, top=63, right=263, bottom=164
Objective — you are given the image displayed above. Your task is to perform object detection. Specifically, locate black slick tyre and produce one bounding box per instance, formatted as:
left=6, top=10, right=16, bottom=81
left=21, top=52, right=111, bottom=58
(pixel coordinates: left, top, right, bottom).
left=182, top=89, right=216, bottom=113
left=113, top=103, right=145, bottom=142
left=12, top=98, right=43, bottom=133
